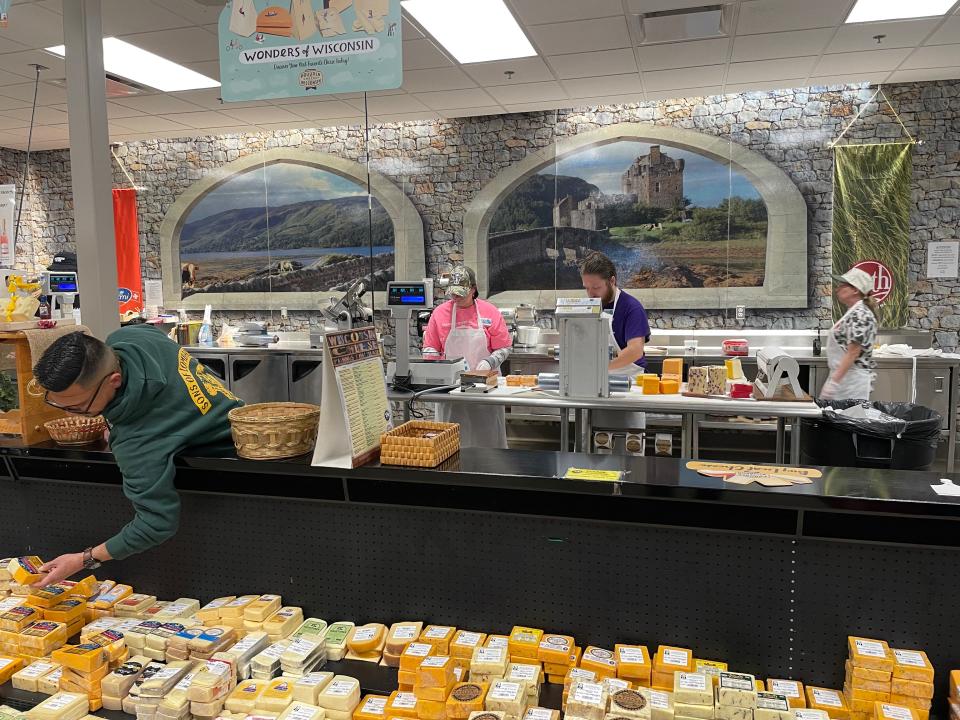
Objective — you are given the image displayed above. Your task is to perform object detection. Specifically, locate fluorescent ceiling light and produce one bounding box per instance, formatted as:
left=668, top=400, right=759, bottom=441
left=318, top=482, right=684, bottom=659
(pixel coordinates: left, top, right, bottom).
left=45, top=37, right=219, bottom=92
left=846, top=0, right=957, bottom=23
left=401, top=0, right=536, bottom=64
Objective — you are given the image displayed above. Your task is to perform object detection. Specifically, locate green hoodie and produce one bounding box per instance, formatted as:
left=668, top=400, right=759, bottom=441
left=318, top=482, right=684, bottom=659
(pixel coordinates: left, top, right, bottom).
left=102, top=324, right=243, bottom=560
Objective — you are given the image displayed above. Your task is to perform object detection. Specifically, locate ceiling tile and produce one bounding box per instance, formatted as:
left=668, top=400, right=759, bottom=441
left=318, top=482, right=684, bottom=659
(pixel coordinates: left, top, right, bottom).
left=732, top=29, right=833, bottom=62
left=528, top=17, right=632, bottom=55
left=429, top=105, right=504, bottom=118
left=463, top=56, right=555, bottom=85
left=0, top=81, right=67, bottom=105
left=0, top=50, right=65, bottom=81
left=112, top=94, right=205, bottom=114
left=563, top=74, right=643, bottom=97
left=645, top=86, right=725, bottom=102
left=727, top=56, right=818, bottom=84
left=1, top=105, right=68, bottom=124
left=0, top=114, right=29, bottom=130
left=349, top=93, right=431, bottom=115
left=0, top=34, right=30, bottom=54
left=636, top=38, right=729, bottom=71
left=166, top=88, right=228, bottom=110
left=502, top=100, right=572, bottom=114
left=99, top=0, right=194, bottom=34
left=724, top=79, right=807, bottom=93
left=808, top=72, right=889, bottom=86
left=0, top=5, right=63, bottom=50
left=159, top=110, right=239, bottom=129
left=150, top=0, right=224, bottom=26
left=486, top=81, right=567, bottom=105
left=109, top=116, right=190, bottom=133
left=222, top=106, right=307, bottom=125
left=813, top=48, right=913, bottom=75
left=414, top=88, right=499, bottom=110
left=0, top=94, right=31, bottom=112
left=372, top=110, right=441, bottom=123
left=643, top=64, right=726, bottom=91
left=288, top=99, right=361, bottom=120
left=737, top=0, right=853, bottom=35
left=402, top=38, right=453, bottom=71
left=901, top=43, right=960, bottom=69
left=887, top=66, right=960, bottom=82
left=568, top=94, right=649, bottom=107
left=116, top=27, right=220, bottom=64
left=402, top=17, right=424, bottom=40
left=511, top=0, right=626, bottom=25
left=184, top=60, right=220, bottom=82
left=401, top=67, right=477, bottom=93
left=927, top=16, right=960, bottom=45
left=828, top=19, right=941, bottom=53
left=549, top=48, right=638, bottom=79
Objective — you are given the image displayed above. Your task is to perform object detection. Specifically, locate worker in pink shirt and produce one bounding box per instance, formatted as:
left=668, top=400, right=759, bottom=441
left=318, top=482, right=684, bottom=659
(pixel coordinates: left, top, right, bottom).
left=423, top=266, right=512, bottom=448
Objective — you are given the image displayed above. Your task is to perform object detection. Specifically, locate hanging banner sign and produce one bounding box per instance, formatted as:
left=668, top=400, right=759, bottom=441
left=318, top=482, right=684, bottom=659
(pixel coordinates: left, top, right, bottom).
left=0, top=0, right=10, bottom=29
left=0, top=185, right=16, bottom=268
left=218, top=0, right=403, bottom=102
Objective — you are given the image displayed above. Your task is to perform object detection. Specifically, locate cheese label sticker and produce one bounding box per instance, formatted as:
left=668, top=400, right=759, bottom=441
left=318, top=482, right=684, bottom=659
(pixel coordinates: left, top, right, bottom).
left=227, top=597, right=254, bottom=607
left=477, top=648, right=505, bottom=663
left=881, top=705, right=914, bottom=720
left=573, top=682, right=604, bottom=705
left=391, top=693, right=417, bottom=709
left=568, top=668, right=596, bottom=682
left=405, top=643, right=432, bottom=657
left=893, top=650, right=926, bottom=668
left=721, top=673, right=756, bottom=691
left=297, top=673, right=330, bottom=687
left=525, top=709, right=555, bottom=720
left=240, top=683, right=260, bottom=693
left=353, top=627, right=379, bottom=642
left=424, top=626, right=452, bottom=639
left=618, top=648, right=647, bottom=664
left=649, top=691, right=671, bottom=710
left=43, top=694, right=78, bottom=710
left=456, top=632, right=483, bottom=647
left=812, top=689, right=842, bottom=708
left=361, top=697, right=387, bottom=714
left=757, top=694, right=790, bottom=711
left=855, top=640, right=888, bottom=658
left=262, top=643, right=288, bottom=660
left=233, top=634, right=265, bottom=653
left=393, top=625, right=419, bottom=640
left=605, top=679, right=630, bottom=692
left=289, top=638, right=320, bottom=655
left=486, top=636, right=509, bottom=649
left=770, top=680, right=801, bottom=698
left=200, top=598, right=232, bottom=610
left=663, top=649, right=691, bottom=667
left=491, top=681, right=522, bottom=701
left=0, top=659, right=12, bottom=671
left=326, top=623, right=353, bottom=644
left=174, top=672, right=198, bottom=691
left=326, top=680, right=356, bottom=696
left=679, top=673, right=708, bottom=691
left=454, top=666, right=465, bottom=682
left=20, top=662, right=56, bottom=677
left=509, top=665, right=539, bottom=681
left=287, top=706, right=319, bottom=720
left=421, top=656, right=450, bottom=668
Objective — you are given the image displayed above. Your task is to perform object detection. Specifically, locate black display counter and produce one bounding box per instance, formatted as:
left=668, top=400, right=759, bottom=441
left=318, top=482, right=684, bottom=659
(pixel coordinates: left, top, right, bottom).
left=1, top=442, right=959, bottom=710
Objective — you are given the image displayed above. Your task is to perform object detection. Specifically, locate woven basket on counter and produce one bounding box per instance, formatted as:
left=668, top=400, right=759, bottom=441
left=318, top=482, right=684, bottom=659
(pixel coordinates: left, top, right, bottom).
left=43, top=416, right=107, bottom=446
left=228, top=402, right=321, bottom=460
left=380, top=420, right=460, bottom=468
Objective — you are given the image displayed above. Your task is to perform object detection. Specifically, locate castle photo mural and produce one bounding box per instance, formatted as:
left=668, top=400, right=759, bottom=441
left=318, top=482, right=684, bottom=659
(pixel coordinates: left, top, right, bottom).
left=487, top=141, right=768, bottom=293
left=179, top=161, right=394, bottom=296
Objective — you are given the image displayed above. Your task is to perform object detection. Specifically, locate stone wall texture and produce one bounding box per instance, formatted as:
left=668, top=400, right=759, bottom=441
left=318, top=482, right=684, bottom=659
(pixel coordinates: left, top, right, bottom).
left=1, top=80, right=958, bottom=348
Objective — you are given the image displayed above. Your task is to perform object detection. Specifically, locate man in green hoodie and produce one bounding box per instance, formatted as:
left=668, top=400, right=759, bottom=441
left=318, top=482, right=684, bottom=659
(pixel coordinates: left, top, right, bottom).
left=30, top=325, right=242, bottom=586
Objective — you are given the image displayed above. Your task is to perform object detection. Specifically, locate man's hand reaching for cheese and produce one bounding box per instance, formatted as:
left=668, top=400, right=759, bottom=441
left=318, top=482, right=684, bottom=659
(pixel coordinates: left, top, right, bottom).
left=32, top=552, right=84, bottom=588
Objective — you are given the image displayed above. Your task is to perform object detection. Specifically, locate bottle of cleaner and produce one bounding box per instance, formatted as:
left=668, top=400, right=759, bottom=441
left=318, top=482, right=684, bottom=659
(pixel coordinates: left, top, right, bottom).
left=198, top=304, right=214, bottom=346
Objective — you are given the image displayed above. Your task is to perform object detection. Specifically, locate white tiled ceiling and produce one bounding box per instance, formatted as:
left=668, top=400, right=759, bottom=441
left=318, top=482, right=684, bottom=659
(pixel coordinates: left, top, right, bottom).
left=0, top=0, right=956, bottom=150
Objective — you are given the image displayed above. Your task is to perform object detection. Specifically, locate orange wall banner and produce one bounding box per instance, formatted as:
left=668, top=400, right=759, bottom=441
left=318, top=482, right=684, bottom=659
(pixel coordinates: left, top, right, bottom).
left=113, top=188, right=143, bottom=315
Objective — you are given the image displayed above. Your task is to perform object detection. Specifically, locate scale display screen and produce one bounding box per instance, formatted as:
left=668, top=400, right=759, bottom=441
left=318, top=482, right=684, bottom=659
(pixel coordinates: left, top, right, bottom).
left=388, top=283, right=428, bottom=307
left=49, top=273, right=78, bottom=293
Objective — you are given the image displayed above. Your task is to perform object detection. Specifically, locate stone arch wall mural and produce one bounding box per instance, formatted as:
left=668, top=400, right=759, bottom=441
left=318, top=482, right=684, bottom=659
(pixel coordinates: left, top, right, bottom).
left=161, top=148, right=425, bottom=311
left=464, top=123, right=808, bottom=310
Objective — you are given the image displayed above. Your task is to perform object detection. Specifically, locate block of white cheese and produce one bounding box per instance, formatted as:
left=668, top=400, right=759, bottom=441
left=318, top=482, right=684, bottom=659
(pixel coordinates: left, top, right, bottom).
left=264, top=609, right=304, bottom=642
left=187, top=659, right=235, bottom=703
left=139, top=661, right=195, bottom=698
left=755, top=694, right=791, bottom=720
left=675, top=674, right=713, bottom=706
left=196, top=597, right=236, bottom=624
left=485, top=681, right=525, bottom=719
left=225, top=681, right=268, bottom=714
left=189, top=697, right=225, bottom=718
left=101, top=655, right=151, bottom=705
left=675, top=703, right=716, bottom=719
left=566, top=682, right=608, bottom=720
left=24, top=692, right=88, bottom=720
left=277, top=703, right=326, bottom=720
left=281, top=637, right=327, bottom=676
left=792, top=712, right=829, bottom=720
left=154, top=599, right=201, bottom=622
left=12, top=660, right=58, bottom=693
left=609, top=689, right=653, bottom=720
left=717, top=674, right=758, bottom=709
left=251, top=641, right=291, bottom=680
left=716, top=707, right=753, bottom=720
left=472, top=646, right=509, bottom=681
left=292, top=673, right=334, bottom=704
left=316, top=676, right=360, bottom=713
left=321, top=623, right=352, bottom=662
left=245, top=596, right=283, bottom=625
left=648, top=690, right=674, bottom=720
left=216, top=631, right=269, bottom=680
left=38, top=667, right=64, bottom=696
left=158, top=667, right=201, bottom=717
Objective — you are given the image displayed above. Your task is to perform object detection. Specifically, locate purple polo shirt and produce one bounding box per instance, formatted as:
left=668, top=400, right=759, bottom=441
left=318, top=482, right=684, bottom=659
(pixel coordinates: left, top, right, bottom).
left=603, top=290, right=651, bottom=368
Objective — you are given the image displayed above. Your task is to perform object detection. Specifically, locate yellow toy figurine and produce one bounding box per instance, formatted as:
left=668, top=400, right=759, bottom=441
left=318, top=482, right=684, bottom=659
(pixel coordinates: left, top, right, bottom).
left=5, top=274, right=41, bottom=323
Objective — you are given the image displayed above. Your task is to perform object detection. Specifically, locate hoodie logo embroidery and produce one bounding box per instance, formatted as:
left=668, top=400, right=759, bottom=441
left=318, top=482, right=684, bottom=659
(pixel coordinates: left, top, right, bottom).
left=177, top=348, right=212, bottom=415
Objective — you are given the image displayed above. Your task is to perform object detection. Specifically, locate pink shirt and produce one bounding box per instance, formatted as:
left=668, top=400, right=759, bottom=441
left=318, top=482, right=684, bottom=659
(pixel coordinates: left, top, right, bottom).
left=423, top=298, right=512, bottom=358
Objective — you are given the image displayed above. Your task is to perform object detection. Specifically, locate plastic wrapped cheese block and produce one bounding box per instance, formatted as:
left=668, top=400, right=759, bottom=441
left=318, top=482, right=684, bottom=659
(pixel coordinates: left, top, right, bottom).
left=293, top=620, right=329, bottom=642
left=27, top=584, right=77, bottom=609
left=38, top=667, right=64, bottom=696
left=485, top=681, right=525, bottom=719
left=610, top=689, right=652, bottom=720
left=244, top=596, right=282, bottom=625
left=257, top=678, right=297, bottom=712
left=191, top=626, right=239, bottom=657
left=468, top=712, right=505, bottom=720
left=155, top=599, right=201, bottom=622
left=222, top=597, right=260, bottom=620
left=446, top=682, right=488, bottom=719
left=472, top=646, right=509, bottom=682
left=347, top=624, right=386, bottom=655
left=293, top=674, right=334, bottom=704
left=874, top=705, right=920, bottom=720
left=385, top=623, right=423, bottom=657
left=52, top=644, right=108, bottom=674
left=139, top=661, right=195, bottom=698
left=506, top=664, right=541, bottom=701
left=196, top=598, right=236, bottom=624
left=421, top=626, right=457, bottom=655
left=187, top=660, right=235, bottom=703
left=718, top=674, right=759, bottom=708
left=114, top=595, right=157, bottom=618
left=756, top=693, right=793, bottom=720
left=675, top=674, right=712, bottom=706
left=452, top=632, right=487, bottom=660
left=281, top=637, right=327, bottom=675
left=251, top=641, right=291, bottom=679
left=264, top=609, right=304, bottom=642
left=19, top=621, right=68, bottom=655
left=101, top=655, right=151, bottom=708
left=324, top=623, right=353, bottom=662
left=889, top=680, right=932, bottom=700
left=582, top=647, right=618, bottom=679
left=91, top=585, right=132, bottom=611
left=537, top=636, right=573, bottom=666
left=25, top=692, right=88, bottom=720
left=675, top=703, right=716, bottom=720
left=400, top=643, right=435, bottom=673
left=715, top=707, right=750, bottom=720
left=317, top=677, right=360, bottom=713
left=614, top=646, right=650, bottom=682
left=767, top=682, right=806, bottom=709
left=1, top=605, right=40, bottom=632
left=218, top=632, right=269, bottom=680
left=567, top=681, right=608, bottom=720
left=277, top=702, right=326, bottom=720
left=507, top=627, right=542, bottom=661
left=806, top=688, right=849, bottom=719
left=647, top=690, right=674, bottom=720
left=524, top=709, right=559, bottom=720
left=353, top=695, right=388, bottom=720
left=226, top=681, right=268, bottom=714
left=44, top=601, right=87, bottom=626
left=0, top=656, right=24, bottom=684
left=7, top=558, right=44, bottom=586
left=848, top=640, right=894, bottom=673
left=13, top=660, right=58, bottom=692
left=416, top=657, right=457, bottom=701
left=386, top=691, right=418, bottom=719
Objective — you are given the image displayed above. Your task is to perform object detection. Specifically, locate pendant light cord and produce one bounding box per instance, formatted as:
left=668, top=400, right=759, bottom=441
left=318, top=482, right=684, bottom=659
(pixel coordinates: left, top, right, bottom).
left=14, top=64, right=43, bottom=255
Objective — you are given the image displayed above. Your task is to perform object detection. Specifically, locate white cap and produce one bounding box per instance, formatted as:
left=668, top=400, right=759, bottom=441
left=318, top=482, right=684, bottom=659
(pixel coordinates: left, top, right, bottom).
left=835, top=267, right=873, bottom=296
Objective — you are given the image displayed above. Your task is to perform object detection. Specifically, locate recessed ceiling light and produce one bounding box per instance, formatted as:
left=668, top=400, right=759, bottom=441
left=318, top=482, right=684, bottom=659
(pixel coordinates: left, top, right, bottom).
left=846, top=0, right=957, bottom=23
left=401, top=0, right=536, bottom=64
left=45, top=37, right=219, bottom=92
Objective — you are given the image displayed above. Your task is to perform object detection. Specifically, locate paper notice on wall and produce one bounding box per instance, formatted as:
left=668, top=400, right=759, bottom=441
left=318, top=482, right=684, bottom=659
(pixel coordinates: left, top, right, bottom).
left=144, top=279, right=164, bottom=310
left=0, top=0, right=9, bottom=28
left=926, top=241, right=959, bottom=279
left=0, top=185, right=16, bottom=268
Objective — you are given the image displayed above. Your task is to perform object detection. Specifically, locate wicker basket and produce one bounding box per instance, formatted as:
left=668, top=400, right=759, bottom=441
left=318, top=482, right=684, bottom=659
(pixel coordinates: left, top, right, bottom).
left=228, top=402, right=321, bottom=460
left=380, top=420, right=460, bottom=467
left=44, top=416, right=107, bottom=446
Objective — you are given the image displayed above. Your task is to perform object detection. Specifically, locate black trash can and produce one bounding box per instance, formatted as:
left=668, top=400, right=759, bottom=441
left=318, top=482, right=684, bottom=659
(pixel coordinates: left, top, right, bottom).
left=800, top=400, right=942, bottom=470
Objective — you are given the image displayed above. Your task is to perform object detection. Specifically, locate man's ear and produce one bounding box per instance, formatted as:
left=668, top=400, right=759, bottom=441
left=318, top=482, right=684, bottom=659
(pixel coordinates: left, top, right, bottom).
left=108, top=371, right=123, bottom=389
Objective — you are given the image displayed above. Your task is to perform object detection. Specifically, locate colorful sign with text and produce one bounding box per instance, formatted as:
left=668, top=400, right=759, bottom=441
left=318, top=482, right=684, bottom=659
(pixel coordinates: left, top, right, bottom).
left=218, top=0, right=403, bottom=102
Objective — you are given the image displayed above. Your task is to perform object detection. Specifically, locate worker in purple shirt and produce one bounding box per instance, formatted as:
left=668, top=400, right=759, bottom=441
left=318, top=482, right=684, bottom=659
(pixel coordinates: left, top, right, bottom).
left=580, top=252, right=651, bottom=374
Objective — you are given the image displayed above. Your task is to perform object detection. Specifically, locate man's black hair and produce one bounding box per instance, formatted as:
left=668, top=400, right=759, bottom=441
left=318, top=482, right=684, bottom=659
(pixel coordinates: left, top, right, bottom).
left=33, top=332, right=113, bottom=392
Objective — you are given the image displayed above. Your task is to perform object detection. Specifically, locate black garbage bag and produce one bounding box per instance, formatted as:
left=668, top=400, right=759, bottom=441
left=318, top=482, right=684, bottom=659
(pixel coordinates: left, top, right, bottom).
left=801, top=400, right=942, bottom=470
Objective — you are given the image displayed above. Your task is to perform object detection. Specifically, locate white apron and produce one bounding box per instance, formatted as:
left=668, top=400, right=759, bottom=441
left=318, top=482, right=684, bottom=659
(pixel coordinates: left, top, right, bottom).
left=824, top=307, right=874, bottom=401
left=435, top=302, right=508, bottom=449
left=595, top=289, right=646, bottom=433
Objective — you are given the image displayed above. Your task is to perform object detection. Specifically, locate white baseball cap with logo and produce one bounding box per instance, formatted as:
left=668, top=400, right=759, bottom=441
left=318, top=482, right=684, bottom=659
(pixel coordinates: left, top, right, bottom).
left=834, top=267, right=874, bottom=296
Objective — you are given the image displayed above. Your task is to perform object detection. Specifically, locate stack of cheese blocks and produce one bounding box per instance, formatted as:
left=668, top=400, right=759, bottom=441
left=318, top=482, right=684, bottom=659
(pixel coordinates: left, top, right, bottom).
left=661, top=359, right=683, bottom=395
left=132, top=659, right=193, bottom=720
left=843, top=637, right=936, bottom=720
left=12, top=659, right=61, bottom=696
left=345, top=622, right=385, bottom=663
left=764, top=679, right=806, bottom=712
left=451, top=630, right=487, bottom=674
left=563, top=676, right=608, bottom=720
left=326, top=622, right=355, bottom=662
left=1, top=705, right=27, bottom=720
left=214, top=631, right=268, bottom=682
left=384, top=622, right=424, bottom=668
left=445, top=681, right=487, bottom=720
left=114, top=594, right=158, bottom=620
left=87, top=583, right=134, bottom=621
left=282, top=618, right=329, bottom=675
left=415, top=654, right=457, bottom=720
left=6, top=557, right=44, bottom=595
left=242, top=594, right=282, bottom=635
left=470, top=641, right=509, bottom=690
left=219, top=595, right=260, bottom=634
left=401, top=641, right=439, bottom=691
left=653, top=646, right=694, bottom=691
left=615, top=645, right=652, bottom=688
left=317, top=675, right=361, bottom=720
left=674, top=671, right=716, bottom=720
left=887, top=648, right=934, bottom=720
left=51, top=625, right=128, bottom=712
left=949, top=670, right=959, bottom=720
left=22, top=691, right=90, bottom=720
left=539, top=634, right=576, bottom=685
left=354, top=693, right=391, bottom=720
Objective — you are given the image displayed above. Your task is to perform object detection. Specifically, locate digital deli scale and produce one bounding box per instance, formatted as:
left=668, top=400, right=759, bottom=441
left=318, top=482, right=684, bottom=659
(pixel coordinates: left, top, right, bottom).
left=384, top=280, right=463, bottom=391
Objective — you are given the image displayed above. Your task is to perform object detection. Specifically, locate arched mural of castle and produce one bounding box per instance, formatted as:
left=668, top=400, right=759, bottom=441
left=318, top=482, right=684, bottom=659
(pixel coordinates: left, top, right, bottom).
left=160, top=148, right=425, bottom=311
left=464, top=123, right=808, bottom=310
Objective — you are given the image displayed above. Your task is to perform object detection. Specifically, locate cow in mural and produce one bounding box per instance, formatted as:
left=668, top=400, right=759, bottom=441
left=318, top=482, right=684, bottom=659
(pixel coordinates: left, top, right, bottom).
left=181, top=262, right=199, bottom=288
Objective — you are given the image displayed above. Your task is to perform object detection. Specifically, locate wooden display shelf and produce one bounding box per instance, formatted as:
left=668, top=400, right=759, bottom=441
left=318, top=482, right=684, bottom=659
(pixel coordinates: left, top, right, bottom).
left=0, top=330, right=68, bottom=444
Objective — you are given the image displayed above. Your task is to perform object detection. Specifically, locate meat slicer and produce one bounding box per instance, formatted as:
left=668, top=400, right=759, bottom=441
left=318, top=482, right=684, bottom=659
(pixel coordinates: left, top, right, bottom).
left=754, top=346, right=805, bottom=400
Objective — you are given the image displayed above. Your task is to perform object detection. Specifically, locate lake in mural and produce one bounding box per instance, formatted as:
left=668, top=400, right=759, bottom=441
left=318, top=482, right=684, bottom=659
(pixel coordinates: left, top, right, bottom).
left=487, top=140, right=768, bottom=293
